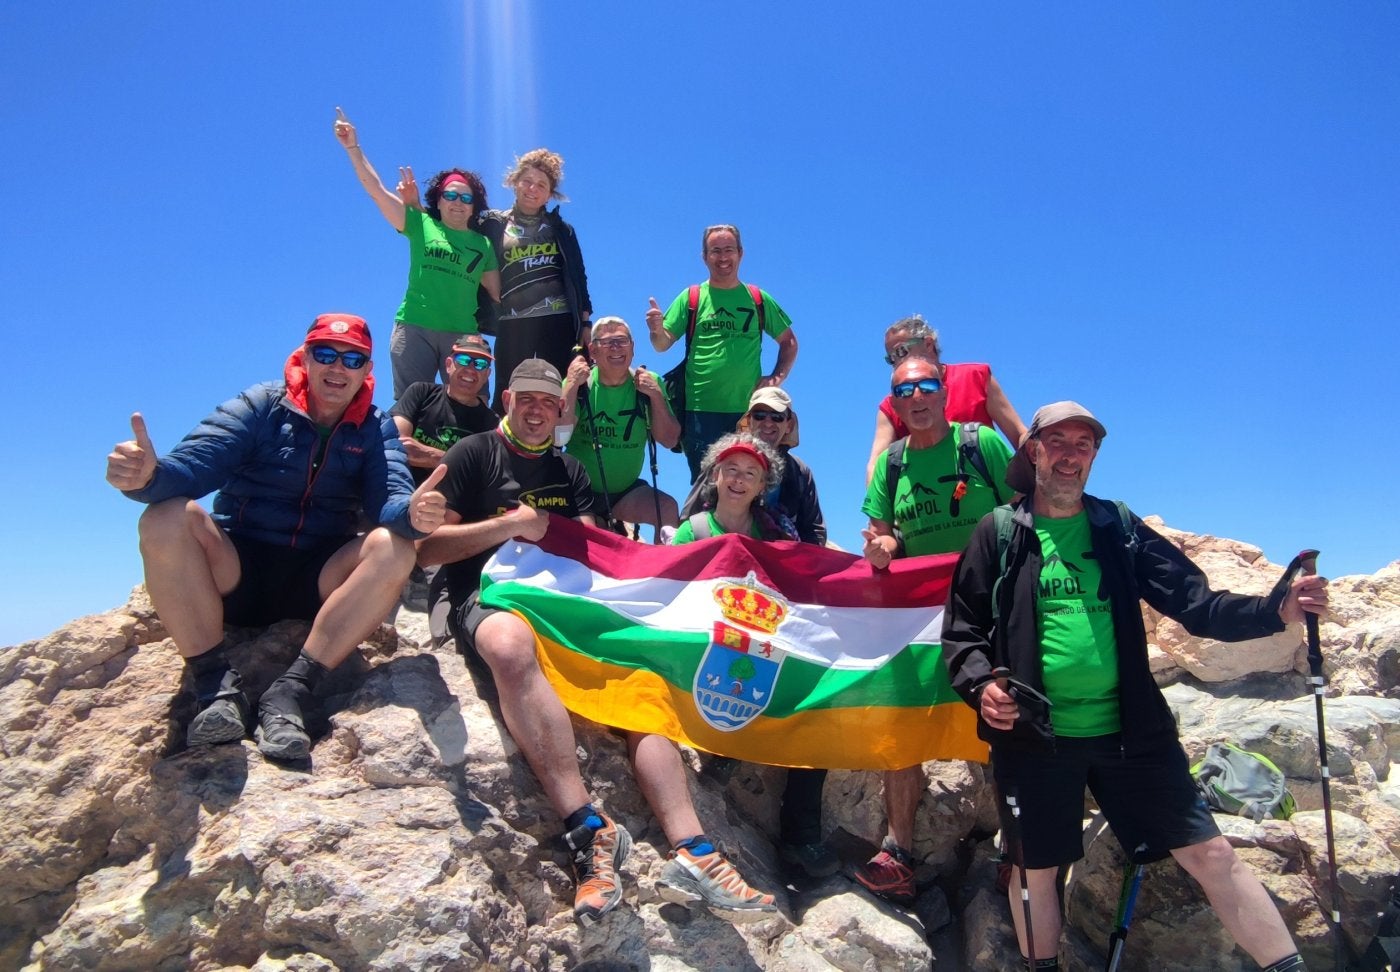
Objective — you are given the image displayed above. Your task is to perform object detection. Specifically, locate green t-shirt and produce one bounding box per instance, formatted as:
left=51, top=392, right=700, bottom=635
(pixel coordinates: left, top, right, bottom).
left=565, top=369, right=671, bottom=494
left=396, top=209, right=499, bottom=332
left=1034, top=511, right=1120, bottom=737
left=661, top=282, right=792, bottom=413
left=671, top=511, right=762, bottom=544
left=861, top=424, right=1013, bottom=556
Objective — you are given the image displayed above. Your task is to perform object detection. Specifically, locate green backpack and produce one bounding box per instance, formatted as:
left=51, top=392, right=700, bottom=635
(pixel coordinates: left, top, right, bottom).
left=1191, top=742, right=1297, bottom=822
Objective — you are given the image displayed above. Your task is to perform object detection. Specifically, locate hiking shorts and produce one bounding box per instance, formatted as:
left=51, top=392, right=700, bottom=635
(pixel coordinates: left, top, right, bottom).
left=991, top=733, right=1220, bottom=869
left=594, top=479, right=645, bottom=511
left=434, top=589, right=503, bottom=659
left=222, top=533, right=348, bottom=628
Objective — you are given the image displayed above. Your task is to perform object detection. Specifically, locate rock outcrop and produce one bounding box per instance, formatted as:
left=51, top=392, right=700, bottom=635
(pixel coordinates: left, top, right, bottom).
left=2, top=532, right=1398, bottom=970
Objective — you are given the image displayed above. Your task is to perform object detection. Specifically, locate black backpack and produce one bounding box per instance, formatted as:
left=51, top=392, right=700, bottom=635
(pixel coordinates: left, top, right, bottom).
left=884, top=422, right=1004, bottom=535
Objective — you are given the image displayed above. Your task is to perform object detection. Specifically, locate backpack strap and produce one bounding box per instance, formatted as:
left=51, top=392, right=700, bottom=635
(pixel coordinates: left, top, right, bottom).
left=991, top=505, right=1017, bottom=624
left=956, top=422, right=1004, bottom=506
left=686, top=511, right=712, bottom=540
left=746, top=283, right=765, bottom=331
left=884, top=438, right=907, bottom=552
left=684, top=284, right=701, bottom=354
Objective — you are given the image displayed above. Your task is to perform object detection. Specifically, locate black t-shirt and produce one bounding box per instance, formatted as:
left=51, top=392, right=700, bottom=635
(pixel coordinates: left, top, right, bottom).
left=390, top=382, right=498, bottom=484
left=437, top=430, right=595, bottom=601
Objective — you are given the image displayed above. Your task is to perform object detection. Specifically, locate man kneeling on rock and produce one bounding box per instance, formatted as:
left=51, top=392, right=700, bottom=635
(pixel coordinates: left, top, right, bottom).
left=419, top=358, right=776, bottom=926
left=942, top=402, right=1329, bottom=972
left=105, top=314, right=447, bottom=762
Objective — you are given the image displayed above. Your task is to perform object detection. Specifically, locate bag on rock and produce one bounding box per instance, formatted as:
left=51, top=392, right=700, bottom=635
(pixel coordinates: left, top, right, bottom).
left=1191, top=741, right=1297, bottom=823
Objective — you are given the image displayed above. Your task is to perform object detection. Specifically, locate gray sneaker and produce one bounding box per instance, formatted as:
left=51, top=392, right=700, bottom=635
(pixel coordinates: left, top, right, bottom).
left=657, top=844, right=777, bottom=923
left=186, top=694, right=248, bottom=747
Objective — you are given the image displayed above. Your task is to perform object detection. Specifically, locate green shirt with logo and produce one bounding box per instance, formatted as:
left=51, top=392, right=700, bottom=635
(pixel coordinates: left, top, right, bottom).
left=1034, top=511, right=1121, bottom=737
left=396, top=209, right=498, bottom=332
left=661, top=282, right=792, bottom=413
left=862, top=424, right=1012, bottom=556
left=566, top=369, right=672, bottom=495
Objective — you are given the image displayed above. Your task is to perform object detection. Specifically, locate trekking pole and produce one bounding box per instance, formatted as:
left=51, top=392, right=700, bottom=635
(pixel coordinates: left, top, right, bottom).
left=1284, top=548, right=1346, bottom=970
left=572, top=345, right=614, bottom=526
left=637, top=365, right=665, bottom=545
left=994, top=665, right=1038, bottom=969
left=1104, top=849, right=1147, bottom=972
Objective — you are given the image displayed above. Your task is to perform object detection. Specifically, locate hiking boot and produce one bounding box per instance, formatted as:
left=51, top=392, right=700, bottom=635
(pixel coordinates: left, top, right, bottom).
left=779, top=840, right=840, bottom=878
left=186, top=692, right=249, bottom=747
left=562, top=813, right=633, bottom=925
left=657, top=843, right=777, bottom=923
left=255, top=700, right=311, bottom=762
left=854, top=838, right=916, bottom=903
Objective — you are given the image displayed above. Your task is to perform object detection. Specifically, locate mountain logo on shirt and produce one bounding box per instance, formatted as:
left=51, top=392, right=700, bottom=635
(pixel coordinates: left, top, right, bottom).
left=1044, top=552, right=1083, bottom=573
left=910, top=483, right=938, bottom=496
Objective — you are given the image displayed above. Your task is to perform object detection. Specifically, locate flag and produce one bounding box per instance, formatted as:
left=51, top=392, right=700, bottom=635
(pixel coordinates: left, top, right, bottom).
left=479, top=517, right=987, bottom=770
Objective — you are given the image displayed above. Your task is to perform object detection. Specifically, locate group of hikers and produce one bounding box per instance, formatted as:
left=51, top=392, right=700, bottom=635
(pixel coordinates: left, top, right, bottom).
left=103, top=113, right=1331, bottom=971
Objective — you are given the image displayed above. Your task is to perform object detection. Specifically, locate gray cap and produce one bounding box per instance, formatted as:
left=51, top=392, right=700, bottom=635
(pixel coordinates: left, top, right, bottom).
left=507, top=357, right=563, bottom=397
left=1004, top=401, right=1107, bottom=494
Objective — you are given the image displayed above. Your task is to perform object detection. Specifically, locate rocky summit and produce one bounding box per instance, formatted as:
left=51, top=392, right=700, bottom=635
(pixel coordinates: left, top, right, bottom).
left=2, top=519, right=1398, bottom=971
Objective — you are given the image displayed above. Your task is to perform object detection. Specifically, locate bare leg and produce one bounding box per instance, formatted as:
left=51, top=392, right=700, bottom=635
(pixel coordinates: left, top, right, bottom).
left=1007, top=865, right=1062, bottom=961
left=302, top=527, right=415, bottom=669
left=138, top=499, right=241, bottom=657
left=473, top=611, right=592, bottom=818
left=626, top=732, right=703, bottom=843
left=611, top=486, right=680, bottom=529
left=1172, top=836, right=1297, bottom=966
left=883, top=764, right=926, bottom=849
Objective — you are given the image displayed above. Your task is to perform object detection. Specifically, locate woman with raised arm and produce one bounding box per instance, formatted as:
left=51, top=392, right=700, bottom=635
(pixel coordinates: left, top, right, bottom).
left=333, top=107, right=500, bottom=398
left=476, top=149, right=592, bottom=414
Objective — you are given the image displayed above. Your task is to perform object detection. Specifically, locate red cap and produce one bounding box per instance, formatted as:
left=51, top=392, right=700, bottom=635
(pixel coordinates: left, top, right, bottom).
left=305, top=313, right=372, bottom=353
left=714, top=441, right=770, bottom=472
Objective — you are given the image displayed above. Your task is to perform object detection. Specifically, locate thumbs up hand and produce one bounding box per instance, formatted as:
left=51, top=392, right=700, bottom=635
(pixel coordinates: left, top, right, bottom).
left=107, top=412, right=158, bottom=491
left=409, top=463, right=449, bottom=533
left=645, top=296, right=665, bottom=336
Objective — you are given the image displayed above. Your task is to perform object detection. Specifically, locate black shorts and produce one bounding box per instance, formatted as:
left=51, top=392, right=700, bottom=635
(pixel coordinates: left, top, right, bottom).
left=991, top=733, right=1220, bottom=869
left=594, top=478, right=645, bottom=510
left=430, top=586, right=504, bottom=660
left=222, top=533, right=348, bottom=628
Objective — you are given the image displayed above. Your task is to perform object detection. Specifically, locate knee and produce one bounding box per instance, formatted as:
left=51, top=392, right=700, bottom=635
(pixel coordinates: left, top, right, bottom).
left=363, top=527, right=415, bottom=577
left=1175, top=835, right=1240, bottom=882
left=473, top=615, right=541, bottom=684
left=138, top=498, right=204, bottom=551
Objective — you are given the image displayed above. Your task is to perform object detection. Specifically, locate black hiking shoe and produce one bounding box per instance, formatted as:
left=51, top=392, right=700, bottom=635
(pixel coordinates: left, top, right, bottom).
left=255, top=699, right=311, bottom=762
left=186, top=692, right=249, bottom=747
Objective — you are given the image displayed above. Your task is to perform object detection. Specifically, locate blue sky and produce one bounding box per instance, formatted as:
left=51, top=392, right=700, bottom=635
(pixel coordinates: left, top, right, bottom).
left=2, top=2, right=1396, bottom=646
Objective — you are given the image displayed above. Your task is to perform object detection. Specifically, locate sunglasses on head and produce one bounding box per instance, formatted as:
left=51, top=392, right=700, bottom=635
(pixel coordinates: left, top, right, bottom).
left=884, top=339, right=921, bottom=366
left=748, top=409, right=788, bottom=423
left=440, top=189, right=474, bottom=203
left=891, top=378, right=943, bottom=398
left=451, top=353, right=492, bottom=370
left=309, top=345, right=369, bottom=369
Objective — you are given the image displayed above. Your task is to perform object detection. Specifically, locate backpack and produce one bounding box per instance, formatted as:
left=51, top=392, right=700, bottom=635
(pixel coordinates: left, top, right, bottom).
left=661, top=283, right=766, bottom=453
left=990, top=496, right=1137, bottom=624
left=1190, top=742, right=1297, bottom=823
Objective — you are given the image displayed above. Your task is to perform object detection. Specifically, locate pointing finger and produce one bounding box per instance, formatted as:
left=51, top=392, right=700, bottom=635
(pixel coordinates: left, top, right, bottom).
left=335, top=106, right=348, bottom=121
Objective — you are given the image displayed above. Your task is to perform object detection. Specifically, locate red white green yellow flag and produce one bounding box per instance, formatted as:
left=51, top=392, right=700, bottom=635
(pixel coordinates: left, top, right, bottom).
left=479, top=517, right=987, bottom=770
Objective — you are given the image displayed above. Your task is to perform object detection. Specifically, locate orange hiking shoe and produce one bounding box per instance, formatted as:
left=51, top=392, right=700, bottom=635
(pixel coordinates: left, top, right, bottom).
left=854, top=838, right=916, bottom=903
left=657, top=838, right=777, bottom=923
left=562, top=813, right=632, bottom=925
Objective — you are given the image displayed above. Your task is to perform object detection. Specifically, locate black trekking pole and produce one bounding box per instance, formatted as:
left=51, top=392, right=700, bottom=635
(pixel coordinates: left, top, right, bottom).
left=993, top=666, right=1038, bottom=969
left=1282, top=548, right=1345, bottom=970
left=572, top=345, right=614, bottom=527
left=1104, top=850, right=1147, bottom=972
left=636, top=365, right=665, bottom=544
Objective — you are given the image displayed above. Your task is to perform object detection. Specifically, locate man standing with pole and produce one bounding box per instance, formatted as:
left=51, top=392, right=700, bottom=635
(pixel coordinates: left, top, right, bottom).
left=941, top=401, right=1329, bottom=972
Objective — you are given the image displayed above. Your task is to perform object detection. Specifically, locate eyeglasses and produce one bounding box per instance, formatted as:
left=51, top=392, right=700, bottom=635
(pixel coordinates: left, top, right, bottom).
left=440, top=190, right=474, bottom=203
left=590, top=337, right=632, bottom=350
left=748, top=409, right=788, bottom=423
left=891, top=378, right=943, bottom=398
left=884, top=339, right=921, bottom=366
left=451, top=353, right=492, bottom=370
left=309, top=345, right=369, bottom=369
left=706, top=246, right=739, bottom=257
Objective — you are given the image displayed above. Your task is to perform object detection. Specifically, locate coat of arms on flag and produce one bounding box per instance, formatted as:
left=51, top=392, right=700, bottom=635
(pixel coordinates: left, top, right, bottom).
left=694, top=573, right=789, bottom=731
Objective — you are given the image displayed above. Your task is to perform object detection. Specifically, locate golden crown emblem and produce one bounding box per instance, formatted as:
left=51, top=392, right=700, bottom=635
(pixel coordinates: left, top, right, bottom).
left=713, top=571, right=788, bottom=634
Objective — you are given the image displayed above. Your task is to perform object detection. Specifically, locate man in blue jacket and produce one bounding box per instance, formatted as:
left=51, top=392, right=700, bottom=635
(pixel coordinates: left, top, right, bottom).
left=106, top=313, right=448, bottom=762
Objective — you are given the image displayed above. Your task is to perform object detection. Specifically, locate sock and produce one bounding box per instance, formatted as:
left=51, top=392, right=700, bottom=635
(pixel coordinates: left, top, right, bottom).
left=563, top=804, right=600, bottom=833
left=882, top=837, right=915, bottom=865
left=1260, top=955, right=1306, bottom=972
left=674, top=834, right=715, bottom=857
left=561, top=804, right=602, bottom=854
left=185, top=642, right=239, bottom=702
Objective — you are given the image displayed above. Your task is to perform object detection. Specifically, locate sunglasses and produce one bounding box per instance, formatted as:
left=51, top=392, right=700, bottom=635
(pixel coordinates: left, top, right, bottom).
left=748, top=409, right=788, bottom=423
left=590, top=337, right=632, bottom=350
left=884, top=339, right=920, bottom=366
left=891, top=378, right=943, bottom=398
left=451, top=353, right=492, bottom=370
left=440, top=190, right=474, bottom=203
left=309, top=345, right=369, bottom=369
